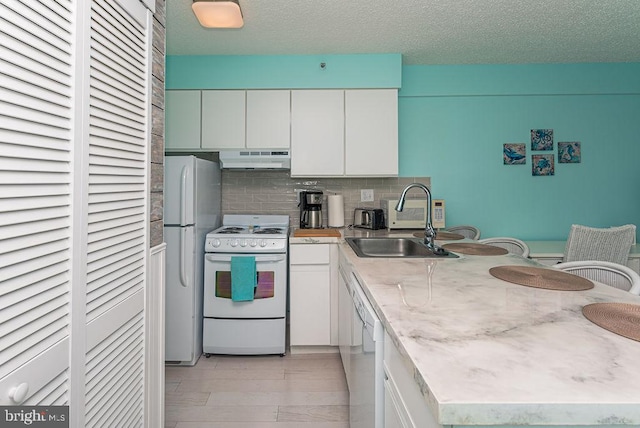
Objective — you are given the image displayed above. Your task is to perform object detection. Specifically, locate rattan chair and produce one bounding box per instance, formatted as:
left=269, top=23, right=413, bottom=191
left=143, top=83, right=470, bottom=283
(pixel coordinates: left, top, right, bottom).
left=444, top=225, right=481, bottom=240
left=563, top=224, right=635, bottom=266
left=554, top=260, right=640, bottom=295
left=478, top=237, right=530, bottom=258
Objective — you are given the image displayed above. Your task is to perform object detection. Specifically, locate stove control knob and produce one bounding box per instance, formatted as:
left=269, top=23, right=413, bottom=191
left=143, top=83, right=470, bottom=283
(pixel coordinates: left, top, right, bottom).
left=213, top=239, right=221, bottom=248
left=239, top=239, right=247, bottom=247
left=230, top=239, right=238, bottom=247
left=259, top=240, right=267, bottom=248
left=249, top=239, right=257, bottom=247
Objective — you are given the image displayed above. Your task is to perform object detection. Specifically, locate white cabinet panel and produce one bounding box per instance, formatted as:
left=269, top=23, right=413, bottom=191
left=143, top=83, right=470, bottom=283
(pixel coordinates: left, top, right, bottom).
left=289, top=243, right=334, bottom=346
left=166, top=90, right=201, bottom=150
left=385, top=370, right=412, bottom=428
left=289, top=243, right=330, bottom=264
left=168, top=90, right=290, bottom=151
left=291, top=89, right=398, bottom=177
left=384, top=332, right=442, bottom=428
left=247, top=90, right=290, bottom=149
left=338, top=265, right=353, bottom=389
left=291, top=90, right=344, bottom=176
left=201, top=90, right=246, bottom=149
left=345, top=89, right=398, bottom=176
left=289, top=267, right=331, bottom=346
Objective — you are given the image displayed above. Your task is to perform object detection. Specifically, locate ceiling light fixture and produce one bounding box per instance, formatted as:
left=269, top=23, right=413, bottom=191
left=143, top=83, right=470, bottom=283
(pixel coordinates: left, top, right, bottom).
left=192, top=0, right=244, bottom=28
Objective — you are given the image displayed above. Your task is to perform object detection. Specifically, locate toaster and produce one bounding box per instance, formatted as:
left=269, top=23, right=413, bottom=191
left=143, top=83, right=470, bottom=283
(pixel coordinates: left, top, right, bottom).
left=353, top=208, right=386, bottom=230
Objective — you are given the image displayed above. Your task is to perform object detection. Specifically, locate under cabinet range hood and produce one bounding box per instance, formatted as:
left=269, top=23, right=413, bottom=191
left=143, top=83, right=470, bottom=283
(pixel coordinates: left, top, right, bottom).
left=219, top=150, right=290, bottom=169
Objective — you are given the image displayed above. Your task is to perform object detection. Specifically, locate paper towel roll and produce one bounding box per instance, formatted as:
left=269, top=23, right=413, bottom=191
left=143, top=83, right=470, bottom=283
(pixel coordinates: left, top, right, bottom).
left=327, top=194, right=345, bottom=227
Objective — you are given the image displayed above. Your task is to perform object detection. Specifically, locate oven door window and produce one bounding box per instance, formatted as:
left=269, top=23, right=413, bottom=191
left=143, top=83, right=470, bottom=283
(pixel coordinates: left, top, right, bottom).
left=204, top=252, right=287, bottom=318
left=215, top=271, right=275, bottom=299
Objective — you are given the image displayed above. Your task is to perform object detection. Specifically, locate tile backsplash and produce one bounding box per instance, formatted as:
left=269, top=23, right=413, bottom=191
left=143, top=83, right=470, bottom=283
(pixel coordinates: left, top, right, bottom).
left=221, top=170, right=431, bottom=228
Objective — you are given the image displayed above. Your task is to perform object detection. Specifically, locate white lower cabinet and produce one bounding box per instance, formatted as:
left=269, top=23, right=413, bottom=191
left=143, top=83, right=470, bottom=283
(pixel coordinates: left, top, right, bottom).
left=385, top=370, right=411, bottom=428
left=289, top=243, right=338, bottom=347
left=384, top=332, right=442, bottom=428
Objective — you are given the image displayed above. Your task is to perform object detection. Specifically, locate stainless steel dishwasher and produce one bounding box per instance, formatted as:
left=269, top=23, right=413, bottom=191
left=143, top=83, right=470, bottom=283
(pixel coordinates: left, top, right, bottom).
left=349, top=272, right=384, bottom=428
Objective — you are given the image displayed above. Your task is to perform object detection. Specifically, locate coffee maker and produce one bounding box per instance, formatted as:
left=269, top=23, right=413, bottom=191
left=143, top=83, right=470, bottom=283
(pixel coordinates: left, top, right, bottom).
left=299, top=190, right=323, bottom=229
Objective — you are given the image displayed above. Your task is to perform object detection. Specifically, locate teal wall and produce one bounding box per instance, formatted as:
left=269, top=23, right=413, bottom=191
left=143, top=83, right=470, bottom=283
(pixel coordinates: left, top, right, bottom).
left=400, top=63, right=640, bottom=240
left=166, top=54, right=402, bottom=89
left=166, top=56, right=640, bottom=241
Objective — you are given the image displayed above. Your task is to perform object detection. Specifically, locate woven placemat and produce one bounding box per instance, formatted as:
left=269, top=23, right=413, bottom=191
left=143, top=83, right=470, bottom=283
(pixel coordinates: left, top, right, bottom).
left=442, top=242, right=508, bottom=255
left=413, top=231, right=465, bottom=240
left=582, top=303, right=640, bottom=342
left=489, top=265, right=594, bottom=290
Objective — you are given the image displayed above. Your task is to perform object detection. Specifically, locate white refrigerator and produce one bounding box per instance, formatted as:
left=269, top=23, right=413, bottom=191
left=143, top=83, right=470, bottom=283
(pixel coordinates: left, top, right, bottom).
left=164, top=155, right=221, bottom=365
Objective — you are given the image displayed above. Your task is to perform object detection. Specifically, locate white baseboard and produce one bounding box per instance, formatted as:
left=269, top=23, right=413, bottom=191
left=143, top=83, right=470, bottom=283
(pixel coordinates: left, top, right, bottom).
left=289, top=345, right=339, bottom=355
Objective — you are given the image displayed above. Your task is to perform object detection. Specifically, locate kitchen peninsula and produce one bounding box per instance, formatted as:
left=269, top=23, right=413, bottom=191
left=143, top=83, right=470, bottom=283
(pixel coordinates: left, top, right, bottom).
left=338, top=239, right=640, bottom=426
left=290, top=228, right=640, bottom=427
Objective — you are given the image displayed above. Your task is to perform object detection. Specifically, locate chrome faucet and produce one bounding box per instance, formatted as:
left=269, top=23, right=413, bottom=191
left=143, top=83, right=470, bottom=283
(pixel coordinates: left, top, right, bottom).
left=396, top=183, right=448, bottom=255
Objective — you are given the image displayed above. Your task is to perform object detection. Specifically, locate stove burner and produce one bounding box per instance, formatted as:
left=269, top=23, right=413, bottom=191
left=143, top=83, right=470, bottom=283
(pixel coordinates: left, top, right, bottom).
left=218, top=227, right=245, bottom=234
left=254, top=228, right=284, bottom=235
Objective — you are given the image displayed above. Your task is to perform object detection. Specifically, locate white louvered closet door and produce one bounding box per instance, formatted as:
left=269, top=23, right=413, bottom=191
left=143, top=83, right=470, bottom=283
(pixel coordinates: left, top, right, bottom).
left=0, top=0, right=152, bottom=425
left=0, top=0, right=74, bottom=406
left=84, top=0, right=150, bottom=426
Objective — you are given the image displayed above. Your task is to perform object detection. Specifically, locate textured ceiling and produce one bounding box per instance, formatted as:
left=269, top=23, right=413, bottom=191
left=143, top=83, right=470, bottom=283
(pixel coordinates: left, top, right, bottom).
left=166, top=0, right=640, bottom=65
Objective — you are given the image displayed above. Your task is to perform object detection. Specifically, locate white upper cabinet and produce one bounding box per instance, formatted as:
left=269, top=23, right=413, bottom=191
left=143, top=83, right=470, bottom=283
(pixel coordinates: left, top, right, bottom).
left=201, top=90, right=246, bottom=150
left=166, top=90, right=202, bottom=150
left=166, top=88, right=398, bottom=176
left=291, top=90, right=345, bottom=176
left=291, top=89, right=398, bottom=177
left=345, top=89, right=398, bottom=176
left=167, top=90, right=291, bottom=151
left=246, top=90, right=291, bottom=149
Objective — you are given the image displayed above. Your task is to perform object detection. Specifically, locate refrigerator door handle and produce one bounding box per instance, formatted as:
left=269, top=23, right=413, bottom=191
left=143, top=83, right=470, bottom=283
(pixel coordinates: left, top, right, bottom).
left=179, top=228, right=189, bottom=287
left=180, top=165, right=189, bottom=226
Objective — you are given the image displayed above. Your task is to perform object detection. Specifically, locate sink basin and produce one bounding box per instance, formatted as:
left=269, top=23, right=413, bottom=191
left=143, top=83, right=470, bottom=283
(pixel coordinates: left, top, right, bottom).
left=345, top=237, right=459, bottom=258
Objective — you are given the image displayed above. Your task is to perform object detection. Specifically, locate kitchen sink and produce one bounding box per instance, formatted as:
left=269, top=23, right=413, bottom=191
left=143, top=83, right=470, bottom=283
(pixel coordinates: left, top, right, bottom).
left=345, top=237, right=459, bottom=258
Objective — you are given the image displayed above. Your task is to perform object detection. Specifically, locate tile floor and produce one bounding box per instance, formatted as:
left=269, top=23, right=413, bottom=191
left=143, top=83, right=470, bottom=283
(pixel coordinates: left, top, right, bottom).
left=165, top=352, right=349, bottom=428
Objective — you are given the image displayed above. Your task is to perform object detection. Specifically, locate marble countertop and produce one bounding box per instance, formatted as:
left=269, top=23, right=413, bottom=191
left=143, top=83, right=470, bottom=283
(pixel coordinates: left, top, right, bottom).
left=338, top=239, right=640, bottom=426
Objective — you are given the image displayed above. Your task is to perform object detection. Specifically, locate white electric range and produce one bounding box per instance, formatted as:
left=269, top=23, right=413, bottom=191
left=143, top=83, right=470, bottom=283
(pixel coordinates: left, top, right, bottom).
left=202, top=215, right=289, bottom=356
